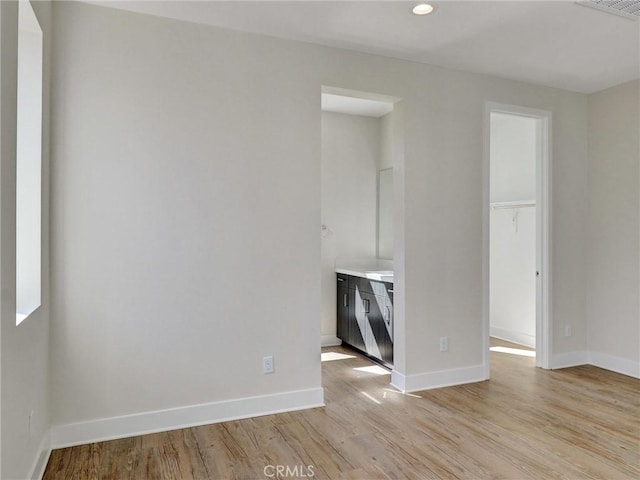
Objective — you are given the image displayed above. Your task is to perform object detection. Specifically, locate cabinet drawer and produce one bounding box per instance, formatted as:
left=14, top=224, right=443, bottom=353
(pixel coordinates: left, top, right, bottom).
left=337, top=273, right=349, bottom=285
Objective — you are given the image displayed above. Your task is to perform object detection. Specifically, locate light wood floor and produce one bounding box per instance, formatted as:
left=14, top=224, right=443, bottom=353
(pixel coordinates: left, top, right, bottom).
left=44, top=339, right=639, bottom=479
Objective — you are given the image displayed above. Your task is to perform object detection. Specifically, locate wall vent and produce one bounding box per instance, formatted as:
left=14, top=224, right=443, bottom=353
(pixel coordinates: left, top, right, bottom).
left=577, top=1, right=640, bottom=20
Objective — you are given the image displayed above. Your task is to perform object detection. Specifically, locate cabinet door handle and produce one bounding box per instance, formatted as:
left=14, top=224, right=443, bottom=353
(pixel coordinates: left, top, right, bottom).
left=388, top=289, right=394, bottom=293
left=337, top=278, right=344, bottom=282
left=364, top=298, right=370, bottom=314
left=386, top=306, right=391, bottom=324
left=343, top=293, right=348, bottom=308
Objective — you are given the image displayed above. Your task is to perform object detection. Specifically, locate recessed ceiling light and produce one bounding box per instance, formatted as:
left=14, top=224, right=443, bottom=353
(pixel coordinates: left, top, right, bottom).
left=412, top=3, right=434, bottom=15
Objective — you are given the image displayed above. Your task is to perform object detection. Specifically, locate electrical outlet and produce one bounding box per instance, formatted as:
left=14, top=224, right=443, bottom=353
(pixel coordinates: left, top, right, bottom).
left=263, top=355, right=274, bottom=374
left=565, top=325, right=572, bottom=337
left=439, top=337, right=448, bottom=352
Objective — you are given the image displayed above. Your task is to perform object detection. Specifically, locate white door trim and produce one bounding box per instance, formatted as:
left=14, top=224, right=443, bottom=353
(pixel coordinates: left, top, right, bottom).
left=482, top=101, right=552, bottom=377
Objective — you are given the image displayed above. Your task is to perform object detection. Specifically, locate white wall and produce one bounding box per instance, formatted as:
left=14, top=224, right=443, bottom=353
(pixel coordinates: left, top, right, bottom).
left=377, top=168, right=394, bottom=261
left=490, top=114, right=537, bottom=348
left=377, top=111, right=397, bottom=260
left=0, top=0, right=52, bottom=478
left=320, top=112, right=380, bottom=340
left=401, top=78, right=587, bottom=383
left=49, top=1, right=590, bottom=438
left=50, top=2, right=325, bottom=437
left=586, top=80, right=639, bottom=377
left=490, top=113, right=537, bottom=203
left=490, top=208, right=536, bottom=347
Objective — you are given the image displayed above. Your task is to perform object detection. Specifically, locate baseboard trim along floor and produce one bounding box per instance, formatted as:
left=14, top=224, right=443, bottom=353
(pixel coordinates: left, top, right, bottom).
left=51, top=387, right=325, bottom=449
left=391, top=364, right=486, bottom=393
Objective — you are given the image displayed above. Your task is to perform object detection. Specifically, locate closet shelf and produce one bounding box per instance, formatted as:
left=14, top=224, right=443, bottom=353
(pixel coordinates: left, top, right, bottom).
left=490, top=200, right=536, bottom=210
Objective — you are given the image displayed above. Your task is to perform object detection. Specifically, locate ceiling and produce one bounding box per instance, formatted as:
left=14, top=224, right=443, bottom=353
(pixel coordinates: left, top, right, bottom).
left=86, top=0, right=640, bottom=94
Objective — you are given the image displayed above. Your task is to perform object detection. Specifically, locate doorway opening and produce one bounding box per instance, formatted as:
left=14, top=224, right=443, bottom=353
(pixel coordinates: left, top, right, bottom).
left=319, top=86, right=402, bottom=383
left=484, top=103, right=552, bottom=375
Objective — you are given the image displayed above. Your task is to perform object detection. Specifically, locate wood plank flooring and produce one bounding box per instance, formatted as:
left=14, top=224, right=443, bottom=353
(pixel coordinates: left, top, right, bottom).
left=44, top=340, right=640, bottom=479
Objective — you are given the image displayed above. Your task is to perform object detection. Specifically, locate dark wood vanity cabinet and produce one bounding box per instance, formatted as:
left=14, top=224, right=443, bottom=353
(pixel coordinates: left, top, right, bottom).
left=337, top=273, right=393, bottom=367
left=336, top=275, right=350, bottom=342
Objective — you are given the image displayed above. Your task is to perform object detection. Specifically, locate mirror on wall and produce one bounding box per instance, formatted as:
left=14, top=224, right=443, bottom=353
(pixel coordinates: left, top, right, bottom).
left=378, top=168, right=393, bottom=260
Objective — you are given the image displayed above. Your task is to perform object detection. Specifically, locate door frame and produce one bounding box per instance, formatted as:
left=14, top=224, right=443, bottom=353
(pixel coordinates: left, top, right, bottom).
left=482, top=101, right=552, bottom=376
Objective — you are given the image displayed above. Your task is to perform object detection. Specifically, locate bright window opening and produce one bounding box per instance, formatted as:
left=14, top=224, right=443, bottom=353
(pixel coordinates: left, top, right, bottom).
left=16, top=0, right=43, bottom=325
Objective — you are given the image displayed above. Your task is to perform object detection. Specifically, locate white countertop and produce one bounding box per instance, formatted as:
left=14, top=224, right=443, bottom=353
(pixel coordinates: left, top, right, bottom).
left=335, top=258, right=394, bottom=283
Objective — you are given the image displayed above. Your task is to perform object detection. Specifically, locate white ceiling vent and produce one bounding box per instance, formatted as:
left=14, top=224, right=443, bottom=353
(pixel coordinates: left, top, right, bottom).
left=577, top=1, right=640, bottom=20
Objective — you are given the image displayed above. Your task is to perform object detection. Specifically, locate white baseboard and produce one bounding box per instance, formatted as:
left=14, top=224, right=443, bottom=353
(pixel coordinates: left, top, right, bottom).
left=391, top=364, right=486, bottom=394
left=550, top=350, right=639, bottom=378
left=29, top=429, right=52, bottom=480
left=551, top=351, right=588, bottom=369
left=51, top=387, right=324, bottom=449
left=490, top=326, right=535, bottom=349
left=588, top=351, right=640, bottom=379
left=390, top=370, right=406, bottom=392
left=321, top=335, right=342, bottom=347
